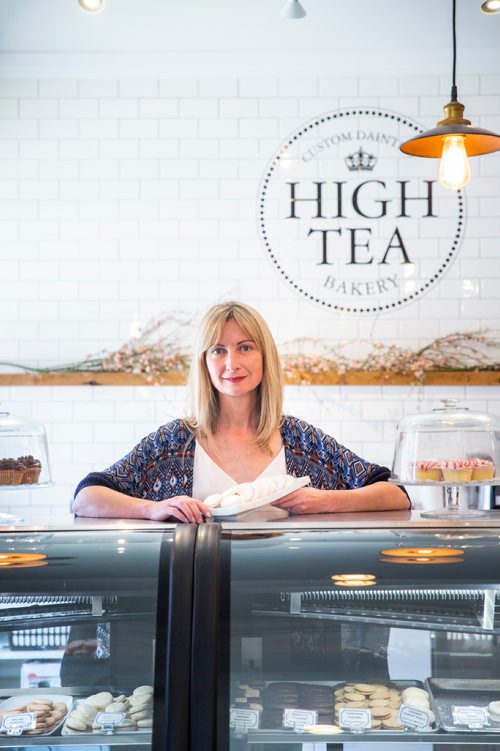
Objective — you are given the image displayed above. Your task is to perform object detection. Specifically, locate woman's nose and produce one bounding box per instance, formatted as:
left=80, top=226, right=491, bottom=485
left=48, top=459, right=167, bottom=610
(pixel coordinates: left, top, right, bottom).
left=225, top=348, right=240, bottom=370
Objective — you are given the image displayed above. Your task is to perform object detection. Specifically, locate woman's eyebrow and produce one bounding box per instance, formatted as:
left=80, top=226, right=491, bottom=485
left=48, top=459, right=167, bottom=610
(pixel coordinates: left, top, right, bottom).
left=212, top=338, right=255, bottom=347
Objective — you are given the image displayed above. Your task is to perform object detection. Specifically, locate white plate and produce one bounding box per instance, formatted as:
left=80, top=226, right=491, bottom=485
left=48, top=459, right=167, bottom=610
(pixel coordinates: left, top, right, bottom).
left=211, top=475, right=310, bottom=517
left=0, top=693, right=72, bottom=736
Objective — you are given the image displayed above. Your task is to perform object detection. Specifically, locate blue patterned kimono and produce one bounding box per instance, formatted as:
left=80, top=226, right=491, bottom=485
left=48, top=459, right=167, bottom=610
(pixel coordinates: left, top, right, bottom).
left=74, top=415, right=396, bottom=502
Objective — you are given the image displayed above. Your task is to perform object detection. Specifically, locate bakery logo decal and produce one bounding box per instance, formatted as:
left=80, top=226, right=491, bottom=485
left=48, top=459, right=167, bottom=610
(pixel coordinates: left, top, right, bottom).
left=258, top=108, right=465, bottom=314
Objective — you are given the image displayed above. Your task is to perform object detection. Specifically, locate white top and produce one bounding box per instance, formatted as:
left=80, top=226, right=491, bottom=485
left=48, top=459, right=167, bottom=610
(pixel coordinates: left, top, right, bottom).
left=192, top=442, right=287, bottom=501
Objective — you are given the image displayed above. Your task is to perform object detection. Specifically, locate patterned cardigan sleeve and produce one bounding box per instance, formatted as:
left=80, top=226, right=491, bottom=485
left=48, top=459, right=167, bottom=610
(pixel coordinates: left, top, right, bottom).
left=74, top=419, right=195, bottom=501
left=281, top=415, right=392, bottom=491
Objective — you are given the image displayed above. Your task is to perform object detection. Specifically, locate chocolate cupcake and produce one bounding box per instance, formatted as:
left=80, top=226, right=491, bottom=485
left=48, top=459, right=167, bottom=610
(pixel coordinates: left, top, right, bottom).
left=0, top=458, right=24, bottom=485
left=18, top=455, right=42, bottom=484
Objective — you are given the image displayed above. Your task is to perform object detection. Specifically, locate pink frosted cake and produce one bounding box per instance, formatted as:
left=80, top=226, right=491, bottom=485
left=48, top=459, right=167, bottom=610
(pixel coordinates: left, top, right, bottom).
left=440, top=459, right=473, bottom=482
left=470, top=458, right=495, bottom=481
left=414, top=461, right=443, bottom=481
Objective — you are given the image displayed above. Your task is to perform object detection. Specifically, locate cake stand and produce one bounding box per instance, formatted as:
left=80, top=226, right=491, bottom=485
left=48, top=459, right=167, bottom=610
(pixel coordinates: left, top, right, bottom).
left=391, top=478, right=498, bottom=520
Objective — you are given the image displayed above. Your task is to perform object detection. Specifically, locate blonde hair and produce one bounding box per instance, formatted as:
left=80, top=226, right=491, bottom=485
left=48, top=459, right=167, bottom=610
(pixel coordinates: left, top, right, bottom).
left=185, top=301, right=284, bottom=452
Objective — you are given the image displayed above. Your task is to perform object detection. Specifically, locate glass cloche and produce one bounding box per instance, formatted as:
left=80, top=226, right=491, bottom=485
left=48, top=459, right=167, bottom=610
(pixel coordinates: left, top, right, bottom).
left=391, top=398, right=500, bottom=520
left=0, top=407, right=53, bottom=490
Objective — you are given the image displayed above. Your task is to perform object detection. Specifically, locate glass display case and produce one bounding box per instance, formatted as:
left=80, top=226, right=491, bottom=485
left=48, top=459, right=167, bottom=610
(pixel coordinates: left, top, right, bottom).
left=0, top=522, right=197, bottom=751
left=391, top=398, right=500, bottom=520
left=1, top=517, right=500, bottom=750
left=223, top=524, right=500, bottom=750
left=0, top=407, right=53, bottom=489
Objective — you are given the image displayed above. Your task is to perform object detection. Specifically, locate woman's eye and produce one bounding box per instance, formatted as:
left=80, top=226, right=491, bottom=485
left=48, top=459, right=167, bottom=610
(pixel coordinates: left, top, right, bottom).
left=240, top=344, right=253, bottom=352
left=211, top=347, right=224, bottom=356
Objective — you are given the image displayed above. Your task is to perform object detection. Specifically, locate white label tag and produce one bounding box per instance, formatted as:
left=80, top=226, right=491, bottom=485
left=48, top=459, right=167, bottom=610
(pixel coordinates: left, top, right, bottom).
left=398, top=704, right=432, bottom=729
left=452, top=705, right=488, bottom=728
left=1, top=713, right=36, bottom=736
left=339, top=707, right=371, bottom=730
left=283, top=708, right=318, bottom=731
left=95, top=711, right=125, bottom=728
left=229, top=708, right=260, bottom=733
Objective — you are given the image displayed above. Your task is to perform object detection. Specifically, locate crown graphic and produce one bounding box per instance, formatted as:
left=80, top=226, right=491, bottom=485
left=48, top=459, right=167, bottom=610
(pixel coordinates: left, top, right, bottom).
left=345, top=147, right=377, bottom=171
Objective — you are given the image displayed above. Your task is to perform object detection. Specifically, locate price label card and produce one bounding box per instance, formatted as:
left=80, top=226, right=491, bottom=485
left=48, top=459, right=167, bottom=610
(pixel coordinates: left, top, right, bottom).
left=95, top=711, right=125, bottom=728
left=283, top=708, right=318, bottom=731
left=339, top=707, right=371, bottom=730
left=452, top=705, right=488, bottom=728
left=1, top=713, right=36, bottom=736
left=229, top=708, right=260, bottom=733
left=398, top=704, right=432, bottom=730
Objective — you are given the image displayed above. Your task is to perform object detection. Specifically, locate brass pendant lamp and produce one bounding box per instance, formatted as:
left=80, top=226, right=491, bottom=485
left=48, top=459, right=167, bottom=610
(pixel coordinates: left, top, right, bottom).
left=400, top=0, right=500, bottom=190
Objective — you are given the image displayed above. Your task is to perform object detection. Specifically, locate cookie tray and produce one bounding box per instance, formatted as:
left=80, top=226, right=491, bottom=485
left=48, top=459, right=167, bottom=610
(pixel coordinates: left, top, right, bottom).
left=333, top=680, right=438, bottom=733
left=211, top=475, right=310, bottom=517
left=61, top=698, right=149, bottom=735
left=0, top=693, right=72, bottom=737
left=426, top=678, right=500, bottom=732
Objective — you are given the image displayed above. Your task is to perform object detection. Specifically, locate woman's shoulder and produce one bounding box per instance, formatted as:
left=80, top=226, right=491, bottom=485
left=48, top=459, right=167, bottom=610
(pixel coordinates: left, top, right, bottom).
left=141, top=418, right=195, bottom=452
left=281, top=415, right=330, bottom=445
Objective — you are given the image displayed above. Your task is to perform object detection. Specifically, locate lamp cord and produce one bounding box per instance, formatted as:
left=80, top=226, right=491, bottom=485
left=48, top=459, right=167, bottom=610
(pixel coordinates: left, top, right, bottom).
left=451, top=0, right=458, bottom=101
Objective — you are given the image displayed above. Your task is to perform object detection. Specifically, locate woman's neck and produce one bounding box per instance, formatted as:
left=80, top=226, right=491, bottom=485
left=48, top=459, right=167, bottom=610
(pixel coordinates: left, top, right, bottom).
left=216, top=393, right=259, bottom=433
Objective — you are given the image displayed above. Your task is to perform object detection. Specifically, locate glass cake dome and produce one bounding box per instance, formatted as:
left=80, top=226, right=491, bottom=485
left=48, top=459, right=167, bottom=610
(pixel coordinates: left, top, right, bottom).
left=391, top=398, right=500, bottom=520
left=0, top=406, right=53, bottom=490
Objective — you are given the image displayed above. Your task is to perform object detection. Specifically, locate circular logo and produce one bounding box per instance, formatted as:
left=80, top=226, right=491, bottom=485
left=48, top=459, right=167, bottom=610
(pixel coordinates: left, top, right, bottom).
left=258, top=108, right=465, bottom=314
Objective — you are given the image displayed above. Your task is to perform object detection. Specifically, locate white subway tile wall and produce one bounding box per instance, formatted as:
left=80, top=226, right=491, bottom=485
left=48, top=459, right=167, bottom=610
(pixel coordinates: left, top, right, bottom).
left=0, top=75, right=498, bottom=517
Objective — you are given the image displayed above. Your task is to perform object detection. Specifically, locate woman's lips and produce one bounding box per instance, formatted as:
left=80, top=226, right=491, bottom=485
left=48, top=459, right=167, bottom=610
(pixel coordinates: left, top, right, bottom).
left=224, top=376, right=246, bottom=382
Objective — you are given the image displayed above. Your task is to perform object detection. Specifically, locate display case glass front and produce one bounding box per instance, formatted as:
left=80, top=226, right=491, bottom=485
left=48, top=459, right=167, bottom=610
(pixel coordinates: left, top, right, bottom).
left=0, top=528, right=172, bottom=749
left=225, top=527, right=500, bottom=748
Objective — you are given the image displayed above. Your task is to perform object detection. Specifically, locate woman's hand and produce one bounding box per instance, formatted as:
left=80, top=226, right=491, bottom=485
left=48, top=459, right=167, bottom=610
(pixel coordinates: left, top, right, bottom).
left=146, top=496, right=211, bottom=523
left=272, top=487, right=335, bottom=515
left=272, top=481, right=410, bottom=514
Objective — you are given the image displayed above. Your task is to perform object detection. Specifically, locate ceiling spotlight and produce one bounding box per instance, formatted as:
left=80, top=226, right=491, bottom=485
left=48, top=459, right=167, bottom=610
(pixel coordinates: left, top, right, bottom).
left=400, top=0, right=500, bottom=190
left=480, top=0, right=500, bottom=13
left=77, top=0, right=105, bottom=12
left=281, top=0, right=307, bottom=19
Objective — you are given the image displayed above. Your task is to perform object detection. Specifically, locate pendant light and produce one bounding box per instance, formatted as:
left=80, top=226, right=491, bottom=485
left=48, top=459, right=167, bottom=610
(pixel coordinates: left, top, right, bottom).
left=400, top=0, right=500, bottom=191
left=281, top=0, right=307, bottom=19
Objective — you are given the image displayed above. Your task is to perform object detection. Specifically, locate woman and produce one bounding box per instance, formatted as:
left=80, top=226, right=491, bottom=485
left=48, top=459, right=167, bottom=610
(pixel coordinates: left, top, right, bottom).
left=73, top=301, right=409, bottom=521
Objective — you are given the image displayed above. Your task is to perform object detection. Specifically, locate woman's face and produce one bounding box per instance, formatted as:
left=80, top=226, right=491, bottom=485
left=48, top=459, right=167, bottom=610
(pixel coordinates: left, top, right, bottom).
left=205, top=319, right=263, bottom=399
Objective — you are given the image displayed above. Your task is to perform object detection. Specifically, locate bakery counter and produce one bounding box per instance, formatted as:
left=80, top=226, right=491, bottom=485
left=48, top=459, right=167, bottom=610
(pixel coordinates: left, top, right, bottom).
left=2, top=514, right=500, bottom=749
left=3, top=507, right=500, bottom=533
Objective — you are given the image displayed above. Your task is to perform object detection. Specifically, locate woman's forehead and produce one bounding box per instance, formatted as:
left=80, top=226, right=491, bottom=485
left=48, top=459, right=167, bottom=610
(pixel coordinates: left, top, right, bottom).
left=214, top=318, right=253, bottom=344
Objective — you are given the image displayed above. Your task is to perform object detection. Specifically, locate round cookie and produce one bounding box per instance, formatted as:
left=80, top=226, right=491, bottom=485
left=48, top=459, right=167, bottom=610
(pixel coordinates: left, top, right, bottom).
left=65, top=715, right=88, bottom=732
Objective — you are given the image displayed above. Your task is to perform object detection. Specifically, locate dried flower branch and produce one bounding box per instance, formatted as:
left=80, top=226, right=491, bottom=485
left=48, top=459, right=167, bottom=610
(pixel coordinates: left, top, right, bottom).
left=1, top=320, right=498, bottom=385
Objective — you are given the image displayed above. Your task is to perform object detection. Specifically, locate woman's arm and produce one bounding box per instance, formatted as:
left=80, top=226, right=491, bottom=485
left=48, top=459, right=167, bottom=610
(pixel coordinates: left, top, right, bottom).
left=273, top=481, right=410, bottom=514
left=73, top=485, right=210, bottom=523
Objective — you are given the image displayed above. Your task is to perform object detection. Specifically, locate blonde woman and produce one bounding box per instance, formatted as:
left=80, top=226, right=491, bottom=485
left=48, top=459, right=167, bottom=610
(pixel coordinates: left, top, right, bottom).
left=73, top=301, right=409, bottom=521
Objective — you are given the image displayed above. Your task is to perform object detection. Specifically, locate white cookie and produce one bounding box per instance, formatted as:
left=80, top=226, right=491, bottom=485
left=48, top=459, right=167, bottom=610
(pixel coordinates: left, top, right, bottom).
left=74, top=703, right=97, bottom=724
left=105, top=701, right=127, bottom=712
left=219, top=493, right=241, bottom=508
left=86, top=691, right=113, bottom=709
left=130, top=709, right=151, bottom=721
left=66, top=715, right=88, bottom=732
left=204, top=493, right=222, bottom=508
left=133, top=685, right=154, bottom=697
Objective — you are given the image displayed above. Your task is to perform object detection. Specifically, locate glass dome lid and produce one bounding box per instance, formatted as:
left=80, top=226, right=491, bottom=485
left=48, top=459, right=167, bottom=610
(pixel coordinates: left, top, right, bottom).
left=391, top=398, right=500, bottom=485
left=0, top=406, right=53, bottom=490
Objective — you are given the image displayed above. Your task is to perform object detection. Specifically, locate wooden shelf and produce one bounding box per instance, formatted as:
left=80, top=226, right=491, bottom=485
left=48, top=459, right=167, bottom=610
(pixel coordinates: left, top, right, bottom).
left=0, top=370, right=499, bottom=387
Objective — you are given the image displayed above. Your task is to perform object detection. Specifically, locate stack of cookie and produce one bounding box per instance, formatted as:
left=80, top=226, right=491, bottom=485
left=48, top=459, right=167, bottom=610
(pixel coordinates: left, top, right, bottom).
left=231, top=682, right=264, bottom=712
left=0, top=698, right=68, bottom=736
left=261, top=682, right=301, bottom=729
left=300, top=684, right=334, bottom=724
left=334, top=682, right=404, bottom=730
left=401, top=686, right=435, bottom=726
left=63, top=684, right=153, bottom=735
